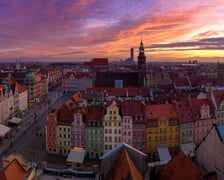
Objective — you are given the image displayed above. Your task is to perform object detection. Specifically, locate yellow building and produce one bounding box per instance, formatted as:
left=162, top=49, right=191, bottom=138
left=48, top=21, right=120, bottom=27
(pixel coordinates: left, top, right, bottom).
left=145, top=104, right=179, bottom=155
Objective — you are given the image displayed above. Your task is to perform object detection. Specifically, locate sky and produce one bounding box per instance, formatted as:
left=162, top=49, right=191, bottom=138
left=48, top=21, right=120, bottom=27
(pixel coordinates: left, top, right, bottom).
left=0, top=0, right=224, bottom=62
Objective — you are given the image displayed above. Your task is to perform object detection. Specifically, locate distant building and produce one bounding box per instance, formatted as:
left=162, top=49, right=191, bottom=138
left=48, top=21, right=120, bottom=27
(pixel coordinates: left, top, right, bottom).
left=40, top=69, right=62, bottom=91
left=95, top=71, right=139, bottom=87
left=62, top=72, right=93, bottom=93
left=0, top=72, right=48, bottom=107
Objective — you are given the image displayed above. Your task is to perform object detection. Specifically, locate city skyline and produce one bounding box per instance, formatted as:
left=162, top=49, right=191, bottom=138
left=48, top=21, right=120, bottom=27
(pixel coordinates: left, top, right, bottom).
left=0, top=0, right=224, bottom=62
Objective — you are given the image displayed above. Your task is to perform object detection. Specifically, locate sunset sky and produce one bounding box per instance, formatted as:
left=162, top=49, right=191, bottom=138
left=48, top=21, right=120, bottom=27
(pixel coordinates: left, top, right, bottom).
left=0, top=0, right=224, bottom=62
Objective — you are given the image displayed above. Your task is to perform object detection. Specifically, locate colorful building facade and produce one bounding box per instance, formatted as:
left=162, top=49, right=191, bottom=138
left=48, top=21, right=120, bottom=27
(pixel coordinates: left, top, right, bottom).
left=85, top=106, right=104, bottom=158
left=103, top=100, right=122, bottom=153
left=72, top=112, right=85, bottom=148
left=190, top=98, right=215, bottom=144
left=145, top=104, right=179, bottom=155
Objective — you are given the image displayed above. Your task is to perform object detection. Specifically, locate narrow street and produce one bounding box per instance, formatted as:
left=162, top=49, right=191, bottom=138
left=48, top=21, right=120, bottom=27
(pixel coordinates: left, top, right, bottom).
left=0, top=91, right=73, bottom=168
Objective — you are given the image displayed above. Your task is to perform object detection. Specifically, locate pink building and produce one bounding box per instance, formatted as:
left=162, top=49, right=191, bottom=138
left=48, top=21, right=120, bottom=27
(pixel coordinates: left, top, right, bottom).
left=189, top=98, right=215, bottom=144
left=72, top=111, right=85, bottom=148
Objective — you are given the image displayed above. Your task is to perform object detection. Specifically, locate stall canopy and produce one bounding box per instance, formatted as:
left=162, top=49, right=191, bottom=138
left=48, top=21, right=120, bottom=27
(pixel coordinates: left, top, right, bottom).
left=66, top=149, right=86, bottom=164
left=157, top=147, right=172, bottom=161
left=0, top=124, right=11, bottom=137
left=8, top=117, right=22, bottom=125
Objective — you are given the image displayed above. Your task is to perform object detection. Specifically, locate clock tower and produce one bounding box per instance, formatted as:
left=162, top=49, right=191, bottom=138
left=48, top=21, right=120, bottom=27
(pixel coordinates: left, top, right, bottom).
left=138, top=39, right=147, bottom=87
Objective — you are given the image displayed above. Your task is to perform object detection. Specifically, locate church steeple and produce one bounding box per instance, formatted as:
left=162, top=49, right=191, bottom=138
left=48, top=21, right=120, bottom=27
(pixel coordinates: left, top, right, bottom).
left=139, top=37, right=145, bottom=57
left=138, top=39, right=146, bottom=70
left=137, top=38, right=147, bottom=87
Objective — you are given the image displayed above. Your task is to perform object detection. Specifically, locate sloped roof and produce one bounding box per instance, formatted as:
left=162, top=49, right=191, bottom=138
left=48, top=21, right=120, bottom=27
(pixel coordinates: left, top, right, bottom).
left=105, top=148, right=144, bottom=180
left=86, top=106, right=103, bottom=121
left=117, top=99, right=144, bottom=117
left=213, top=89, right=224, bottom=108
left=159, top=151, right=203, bottom=180
left=57, top=107, right=74, bottom=124
left=16, top=82, right=27, bottom=93
left=0, top=159, right=26, bottom=180
left=189, top=98, right=213, bottom=120
left=0, top=125, right=11, bottom=137
left=174, top=77, right=190, bottom=87
left=177, top=100, right=193, bottom=123
left=66, top=149, right=86, bottom=163
left=145, top=103, right=178, bottom=120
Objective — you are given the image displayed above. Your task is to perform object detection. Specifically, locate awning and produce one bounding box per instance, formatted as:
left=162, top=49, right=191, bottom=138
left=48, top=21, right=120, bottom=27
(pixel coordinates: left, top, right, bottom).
left=157, top=147, right=172, bottom=161
left=8, top=117, right=22, bottom=124
left=66, top=149, right=86, bottom=163
left=0, top=124, right=11, bottom=137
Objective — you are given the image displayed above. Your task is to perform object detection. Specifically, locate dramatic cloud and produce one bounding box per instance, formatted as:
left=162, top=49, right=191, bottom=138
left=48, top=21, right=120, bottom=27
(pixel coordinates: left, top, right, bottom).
left=0, top=0, right=224, bottom=61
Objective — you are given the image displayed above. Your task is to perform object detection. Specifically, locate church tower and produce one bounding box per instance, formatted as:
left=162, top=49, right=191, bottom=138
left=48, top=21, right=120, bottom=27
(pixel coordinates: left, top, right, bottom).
left=138, top=39, right=147, bottom=87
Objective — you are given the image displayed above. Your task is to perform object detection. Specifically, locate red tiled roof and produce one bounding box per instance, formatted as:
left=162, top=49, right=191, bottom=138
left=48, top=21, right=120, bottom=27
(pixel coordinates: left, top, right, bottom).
left=86, top=106, right=104, bottom=121
left=176, top=100, right=193, bottom=123
left=63, top=71, right=90, bottom=79
left=145, top=103, right=178, bottom=120
left=117, top=100, right=144, bottom=116
left=17, top=82, right=27, bottom=93
left=105, top=148, right=144, bottom=180
left=0, top=159, right=27, bottom=180
left=213, top=89, right=224, bottom=108
left=189, top=98, right=212, bottom=120
left=159, top=151, right=203, bottom=180
left=58, top=107, right=74, bottom=122
left=174, top=77, right=190, bottom=87
left=34, top=73, right=42, bottom=82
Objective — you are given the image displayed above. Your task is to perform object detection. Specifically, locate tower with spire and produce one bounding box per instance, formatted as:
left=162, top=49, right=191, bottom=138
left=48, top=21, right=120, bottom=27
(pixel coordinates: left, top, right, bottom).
left=138, top=37, right=147, bottom=87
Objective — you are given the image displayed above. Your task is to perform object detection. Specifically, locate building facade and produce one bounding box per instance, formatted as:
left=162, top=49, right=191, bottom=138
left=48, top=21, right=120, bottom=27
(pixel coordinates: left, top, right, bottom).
left=103, top=100, right=122, bottom=153
left=145, top=104, right=179, bottom=155
left=85, top=106, right=104, bottom=158
left=72, top=112, right=85, bottom=148
left=62, top=72, right=93, bottom=93
left=45, top=111, right=58, bottom=154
